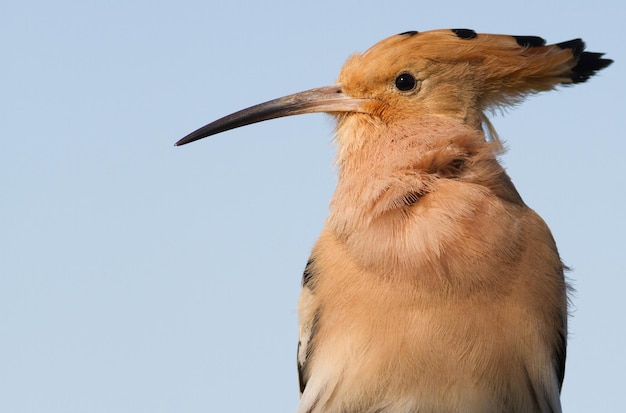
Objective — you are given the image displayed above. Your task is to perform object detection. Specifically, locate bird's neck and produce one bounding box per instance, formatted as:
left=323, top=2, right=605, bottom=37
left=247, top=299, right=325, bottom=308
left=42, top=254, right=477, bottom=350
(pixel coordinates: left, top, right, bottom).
left=324, top=115, right=524, bottom=285
left=327, top=115, right=511, bottom=238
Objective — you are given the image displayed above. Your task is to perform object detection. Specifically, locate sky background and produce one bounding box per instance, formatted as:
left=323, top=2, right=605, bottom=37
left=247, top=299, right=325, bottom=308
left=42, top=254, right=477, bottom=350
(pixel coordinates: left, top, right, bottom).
left=1, top=1, right=624, bottom=412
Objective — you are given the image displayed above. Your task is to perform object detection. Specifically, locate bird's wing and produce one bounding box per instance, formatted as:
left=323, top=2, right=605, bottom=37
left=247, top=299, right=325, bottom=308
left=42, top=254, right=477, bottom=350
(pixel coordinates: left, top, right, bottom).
left=297, top=258, right=318, bottom=395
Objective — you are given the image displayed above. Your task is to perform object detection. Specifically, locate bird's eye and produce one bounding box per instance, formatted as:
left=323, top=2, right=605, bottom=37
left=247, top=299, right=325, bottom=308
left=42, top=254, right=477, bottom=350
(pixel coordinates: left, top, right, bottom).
left=395, top=73, right=417, bottom=91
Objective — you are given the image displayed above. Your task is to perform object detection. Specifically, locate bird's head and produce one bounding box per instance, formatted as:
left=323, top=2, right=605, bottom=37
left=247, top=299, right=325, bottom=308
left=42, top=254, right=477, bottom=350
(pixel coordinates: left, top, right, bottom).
left=176, top=29, right=611, bottom=148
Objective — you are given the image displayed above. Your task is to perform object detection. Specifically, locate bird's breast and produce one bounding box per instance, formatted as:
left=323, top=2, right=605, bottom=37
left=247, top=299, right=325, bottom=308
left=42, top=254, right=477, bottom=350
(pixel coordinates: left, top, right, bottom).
left=302, top=210, right=562, bottom=411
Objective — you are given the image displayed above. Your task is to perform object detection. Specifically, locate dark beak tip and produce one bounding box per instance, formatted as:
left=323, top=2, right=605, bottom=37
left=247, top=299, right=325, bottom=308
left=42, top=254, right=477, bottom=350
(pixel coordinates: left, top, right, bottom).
left=175, top=131, right=205, bottom=147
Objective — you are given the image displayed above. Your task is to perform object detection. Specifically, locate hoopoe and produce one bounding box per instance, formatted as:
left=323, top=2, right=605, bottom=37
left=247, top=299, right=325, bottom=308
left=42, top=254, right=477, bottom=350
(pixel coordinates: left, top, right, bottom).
left=176, top=29, right=612, bottom=413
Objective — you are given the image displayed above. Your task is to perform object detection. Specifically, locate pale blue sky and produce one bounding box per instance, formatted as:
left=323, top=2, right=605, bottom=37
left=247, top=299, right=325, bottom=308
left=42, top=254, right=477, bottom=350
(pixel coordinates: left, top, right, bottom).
left=1, top=1, right=624, bottom=412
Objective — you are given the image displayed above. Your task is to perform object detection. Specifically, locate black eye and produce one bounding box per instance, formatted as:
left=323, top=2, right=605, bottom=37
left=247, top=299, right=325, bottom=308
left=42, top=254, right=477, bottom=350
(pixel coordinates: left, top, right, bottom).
left=395, top=73, right=416, bottom=91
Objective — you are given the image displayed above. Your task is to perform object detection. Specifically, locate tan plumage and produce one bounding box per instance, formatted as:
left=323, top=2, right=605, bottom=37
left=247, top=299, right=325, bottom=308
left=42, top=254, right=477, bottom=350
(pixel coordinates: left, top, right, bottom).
left=176, top=29, right=612, bottom=413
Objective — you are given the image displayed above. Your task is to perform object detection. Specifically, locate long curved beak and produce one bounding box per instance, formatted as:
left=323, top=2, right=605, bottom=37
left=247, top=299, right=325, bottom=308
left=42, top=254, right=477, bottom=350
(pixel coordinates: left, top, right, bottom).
left=175, top=85, right=370, bottom=146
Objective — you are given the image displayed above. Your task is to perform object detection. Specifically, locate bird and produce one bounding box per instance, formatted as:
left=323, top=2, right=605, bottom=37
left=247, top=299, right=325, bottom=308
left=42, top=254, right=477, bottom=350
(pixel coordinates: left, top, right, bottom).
left=176, top=29, right=612, bottom=413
